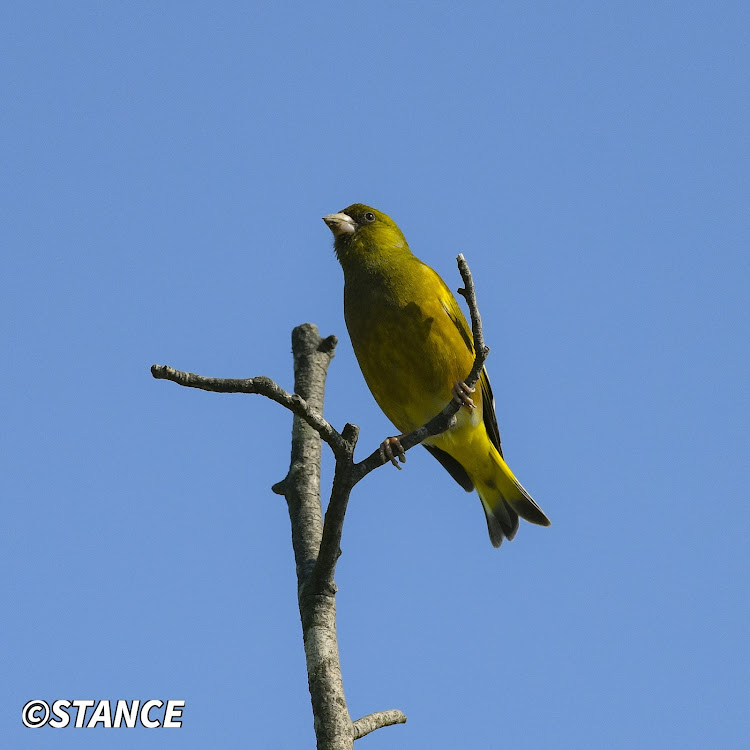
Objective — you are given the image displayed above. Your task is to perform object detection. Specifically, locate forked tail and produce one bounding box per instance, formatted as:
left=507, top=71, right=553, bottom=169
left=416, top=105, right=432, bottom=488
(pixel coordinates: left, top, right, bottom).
left=474, top=447, right=551, bottom=548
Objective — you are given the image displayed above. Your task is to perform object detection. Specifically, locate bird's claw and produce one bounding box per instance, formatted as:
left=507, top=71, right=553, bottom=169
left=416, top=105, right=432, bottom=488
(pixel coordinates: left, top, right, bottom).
left=452, top=381, right=476, bottom=409
left=380, top=436, right=406, bottom=469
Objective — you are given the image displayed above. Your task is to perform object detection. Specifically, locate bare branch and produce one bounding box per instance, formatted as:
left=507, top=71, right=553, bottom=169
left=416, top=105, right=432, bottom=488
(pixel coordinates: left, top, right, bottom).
left=456, top=252, right=490, bottom=389
left=280, top=325, right=354, bottom=749
left=150, top=363, right=348, bottom=457
left=309, top=457, right=355, bottom=593
left=352, top=710, right=407, bottom=740
left=277, top=324, right=337, bottom=585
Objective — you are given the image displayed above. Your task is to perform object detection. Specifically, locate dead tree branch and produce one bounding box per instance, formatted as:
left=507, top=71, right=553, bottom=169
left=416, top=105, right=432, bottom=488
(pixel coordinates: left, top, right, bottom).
left=352, top=709, right=408, bottom=740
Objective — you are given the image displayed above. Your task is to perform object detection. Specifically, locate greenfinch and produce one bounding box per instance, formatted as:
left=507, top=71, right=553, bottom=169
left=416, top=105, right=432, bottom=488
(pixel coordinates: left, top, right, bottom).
left=323, top=204, right=550, bottom=547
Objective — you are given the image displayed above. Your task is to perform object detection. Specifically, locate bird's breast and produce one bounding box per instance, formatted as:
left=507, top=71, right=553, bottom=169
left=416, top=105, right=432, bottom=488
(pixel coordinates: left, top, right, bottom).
left=344, top=274, right=474, bottom=433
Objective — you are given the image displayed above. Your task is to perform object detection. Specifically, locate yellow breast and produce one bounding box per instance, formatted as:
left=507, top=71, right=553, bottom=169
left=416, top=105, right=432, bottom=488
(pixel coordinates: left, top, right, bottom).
left=344, top=260, right=476, bottom=433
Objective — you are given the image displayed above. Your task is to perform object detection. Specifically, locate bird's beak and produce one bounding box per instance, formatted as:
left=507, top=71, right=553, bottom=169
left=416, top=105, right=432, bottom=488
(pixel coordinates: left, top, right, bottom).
left=323, top=212, right=356, bottom=236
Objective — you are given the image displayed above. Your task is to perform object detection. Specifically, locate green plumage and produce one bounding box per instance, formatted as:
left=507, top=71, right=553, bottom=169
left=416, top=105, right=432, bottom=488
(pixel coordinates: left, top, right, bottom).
left=324, top=204, right=550, bottom=547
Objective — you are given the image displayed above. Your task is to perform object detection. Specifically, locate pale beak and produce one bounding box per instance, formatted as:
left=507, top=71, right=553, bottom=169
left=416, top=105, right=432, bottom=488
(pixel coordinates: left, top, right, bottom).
left=323, top=212, right=356, bottom=236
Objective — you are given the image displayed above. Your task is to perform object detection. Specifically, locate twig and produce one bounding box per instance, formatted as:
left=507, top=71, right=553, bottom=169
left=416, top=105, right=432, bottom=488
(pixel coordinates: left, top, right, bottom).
left=352, top=710, right=407, bottom=740
left=456, top=252, right=490, bottom=389
left=150, top=363, right=348, bottom=457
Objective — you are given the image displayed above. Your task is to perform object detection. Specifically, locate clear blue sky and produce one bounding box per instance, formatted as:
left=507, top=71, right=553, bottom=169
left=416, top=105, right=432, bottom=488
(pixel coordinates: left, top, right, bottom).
left=2, top=2, right=748, bottom=748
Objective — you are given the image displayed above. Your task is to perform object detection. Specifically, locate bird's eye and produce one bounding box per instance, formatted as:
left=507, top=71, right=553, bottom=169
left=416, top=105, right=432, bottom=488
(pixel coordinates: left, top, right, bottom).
left=363, top=211, right=376, bottom=223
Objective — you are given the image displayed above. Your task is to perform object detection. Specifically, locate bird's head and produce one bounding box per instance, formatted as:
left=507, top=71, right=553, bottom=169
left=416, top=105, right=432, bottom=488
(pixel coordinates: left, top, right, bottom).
left=323, top=204, right=410, bottom=267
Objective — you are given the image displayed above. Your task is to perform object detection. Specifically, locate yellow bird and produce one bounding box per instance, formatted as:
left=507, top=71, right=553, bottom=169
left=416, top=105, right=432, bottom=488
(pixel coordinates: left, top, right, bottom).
left=323, top=204, right=550, bottom=547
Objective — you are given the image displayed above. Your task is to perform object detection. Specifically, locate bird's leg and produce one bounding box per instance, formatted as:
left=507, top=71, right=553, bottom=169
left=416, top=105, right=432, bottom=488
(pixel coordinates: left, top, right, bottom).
left=452, top=381, right=476, bottom=410
left=380, top=435, right=407, bottom=469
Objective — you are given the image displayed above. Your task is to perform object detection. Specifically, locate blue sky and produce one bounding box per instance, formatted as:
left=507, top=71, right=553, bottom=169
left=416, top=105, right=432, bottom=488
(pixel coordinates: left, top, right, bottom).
left=2, top=2, right=748, bottom=747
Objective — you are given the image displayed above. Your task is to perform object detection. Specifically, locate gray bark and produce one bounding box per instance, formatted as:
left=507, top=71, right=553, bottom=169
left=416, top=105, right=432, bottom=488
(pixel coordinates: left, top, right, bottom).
left=275, top=324, right=354, bottom=749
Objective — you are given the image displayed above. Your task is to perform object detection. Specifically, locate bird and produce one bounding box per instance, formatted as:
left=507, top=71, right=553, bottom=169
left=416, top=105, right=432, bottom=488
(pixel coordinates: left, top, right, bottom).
left=323, top=203, right=550, bottom=547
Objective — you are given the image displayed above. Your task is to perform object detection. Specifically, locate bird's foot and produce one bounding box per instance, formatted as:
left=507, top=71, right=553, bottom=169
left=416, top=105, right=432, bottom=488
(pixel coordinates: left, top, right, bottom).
left=452, top=381, right=476, bottom=409
left=380, top=436, right=406, bottom=469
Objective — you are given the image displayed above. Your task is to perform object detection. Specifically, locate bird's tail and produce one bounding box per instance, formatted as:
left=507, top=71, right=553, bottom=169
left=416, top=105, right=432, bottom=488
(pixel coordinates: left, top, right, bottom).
left=474, top=446, right=551, bottom=548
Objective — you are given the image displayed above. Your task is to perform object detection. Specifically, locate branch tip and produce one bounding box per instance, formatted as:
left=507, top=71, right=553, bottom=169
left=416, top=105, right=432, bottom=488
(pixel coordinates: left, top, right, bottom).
left=318, top=334, right=338, bottom=355
left=149, top=362, right=345, bottom=452
left=352, top=709, right=407, bottom=740
left=341, top=422, right=359, bottom=448
left=271, top=478, right=288, bottom=496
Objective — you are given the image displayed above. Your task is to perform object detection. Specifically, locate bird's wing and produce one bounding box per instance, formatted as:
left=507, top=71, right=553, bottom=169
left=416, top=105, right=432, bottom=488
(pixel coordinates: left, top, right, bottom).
left=439, top=287, right=474, bottom=354
left=423, top=444, right=475, bottom=491
left=478, top=368, right=504, bottom=458
left=438, top=278, right=504, bottom=458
